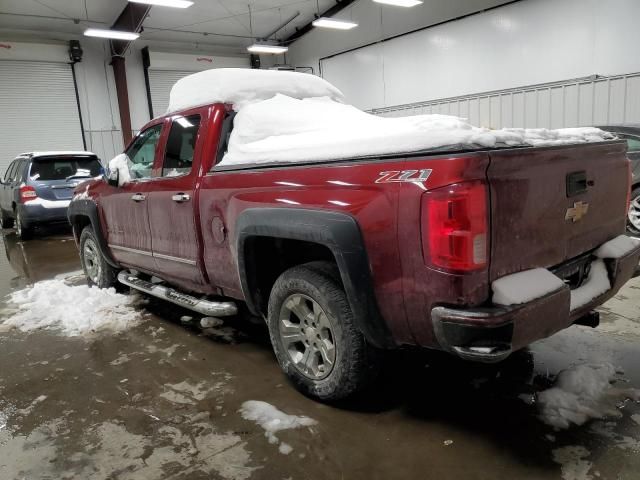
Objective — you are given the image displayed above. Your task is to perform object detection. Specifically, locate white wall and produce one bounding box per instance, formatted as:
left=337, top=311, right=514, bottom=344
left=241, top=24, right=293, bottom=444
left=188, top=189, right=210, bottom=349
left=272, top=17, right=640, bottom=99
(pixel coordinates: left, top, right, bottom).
left=288, top=0, right=640, bottom=112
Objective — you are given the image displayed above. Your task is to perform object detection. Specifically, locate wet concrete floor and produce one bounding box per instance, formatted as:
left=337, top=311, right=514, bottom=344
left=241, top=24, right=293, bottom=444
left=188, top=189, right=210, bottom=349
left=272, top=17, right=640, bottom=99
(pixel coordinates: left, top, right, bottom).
left=0, top=227, right=639, bottom=479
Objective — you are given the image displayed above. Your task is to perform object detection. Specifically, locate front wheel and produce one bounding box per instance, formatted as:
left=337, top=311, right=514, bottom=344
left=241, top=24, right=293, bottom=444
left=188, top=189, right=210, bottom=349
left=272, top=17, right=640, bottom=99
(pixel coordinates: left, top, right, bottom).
left=267, top=261, right=382, bottom=401
left=79, top=226, right=119, bottom=288
left=628, top=187, right=640, bottom=236
left=0, top=209, right=14, bottom=229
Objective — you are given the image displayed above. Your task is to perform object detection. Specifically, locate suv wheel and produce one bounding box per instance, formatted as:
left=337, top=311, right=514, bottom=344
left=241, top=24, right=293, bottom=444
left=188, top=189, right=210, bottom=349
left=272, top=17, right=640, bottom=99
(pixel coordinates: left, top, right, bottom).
left=0, top=209, right=14, bottom=229
left=628, top=187, right=640, bottom=236
left=15, top=210, right=33, bottom=240
left=80, top=226, right=119, bottom=288
left=267, top=261, right=381, bottom=401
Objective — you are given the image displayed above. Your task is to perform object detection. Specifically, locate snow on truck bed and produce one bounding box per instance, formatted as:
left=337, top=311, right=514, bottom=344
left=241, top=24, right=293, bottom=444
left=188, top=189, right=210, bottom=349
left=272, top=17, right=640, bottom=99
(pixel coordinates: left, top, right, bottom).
left=166, top=69, right=615, bottom=167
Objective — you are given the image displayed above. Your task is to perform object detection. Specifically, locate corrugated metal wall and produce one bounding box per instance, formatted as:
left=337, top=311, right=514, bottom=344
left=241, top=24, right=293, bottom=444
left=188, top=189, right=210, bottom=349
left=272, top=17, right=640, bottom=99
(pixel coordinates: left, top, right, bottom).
left=371, top=72, right=640, bottom=128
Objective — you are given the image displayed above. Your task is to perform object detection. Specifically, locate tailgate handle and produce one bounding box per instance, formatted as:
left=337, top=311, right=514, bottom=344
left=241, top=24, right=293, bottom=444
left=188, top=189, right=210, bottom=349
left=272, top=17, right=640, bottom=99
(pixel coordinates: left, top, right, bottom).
left=566, top=171, right=588, bottom=197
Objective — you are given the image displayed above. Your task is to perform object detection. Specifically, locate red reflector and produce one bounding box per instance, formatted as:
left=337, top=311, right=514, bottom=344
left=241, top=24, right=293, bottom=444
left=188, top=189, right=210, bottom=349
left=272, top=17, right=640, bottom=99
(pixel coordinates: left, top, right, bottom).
left=422, top=181, right=489, bottom=272
left=19, top=186, right=37, bottom=203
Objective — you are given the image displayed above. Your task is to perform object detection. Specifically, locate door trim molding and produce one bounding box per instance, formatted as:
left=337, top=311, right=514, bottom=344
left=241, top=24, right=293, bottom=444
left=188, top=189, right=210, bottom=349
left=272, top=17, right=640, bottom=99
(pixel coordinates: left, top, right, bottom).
left=109, top=243, right=196, bottom=265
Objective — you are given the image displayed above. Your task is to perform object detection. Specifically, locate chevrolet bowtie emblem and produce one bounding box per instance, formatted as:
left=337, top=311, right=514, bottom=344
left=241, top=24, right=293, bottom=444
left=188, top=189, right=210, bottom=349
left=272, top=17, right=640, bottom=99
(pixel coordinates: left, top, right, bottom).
left=565, top=201, right=589, bottom=222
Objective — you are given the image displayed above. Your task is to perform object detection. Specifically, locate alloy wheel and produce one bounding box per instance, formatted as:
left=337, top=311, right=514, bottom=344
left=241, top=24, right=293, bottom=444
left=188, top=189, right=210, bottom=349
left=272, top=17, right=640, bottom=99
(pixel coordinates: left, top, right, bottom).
left=629, top=195, right=640, bottom=233
left=278, top=293, right=337, bottom=380
left=83, top=238, right=102, bottom=284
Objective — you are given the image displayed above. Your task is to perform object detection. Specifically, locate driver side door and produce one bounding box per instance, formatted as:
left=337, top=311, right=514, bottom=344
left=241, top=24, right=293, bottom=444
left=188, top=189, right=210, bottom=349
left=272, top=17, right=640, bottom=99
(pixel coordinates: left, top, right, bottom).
left=101, top=122, right=165, bottom=272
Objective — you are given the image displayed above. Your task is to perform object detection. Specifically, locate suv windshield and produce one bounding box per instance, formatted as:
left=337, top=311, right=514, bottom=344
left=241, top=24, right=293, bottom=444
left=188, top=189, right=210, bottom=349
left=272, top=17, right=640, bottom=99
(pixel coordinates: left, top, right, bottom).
left=29, top=156, right=102, bottom=181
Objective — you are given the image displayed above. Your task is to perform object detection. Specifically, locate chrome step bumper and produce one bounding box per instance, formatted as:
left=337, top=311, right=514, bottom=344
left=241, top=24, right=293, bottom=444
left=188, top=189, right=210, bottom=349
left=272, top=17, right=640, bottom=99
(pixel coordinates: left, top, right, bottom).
left=117, top=271, right=238, bottom=317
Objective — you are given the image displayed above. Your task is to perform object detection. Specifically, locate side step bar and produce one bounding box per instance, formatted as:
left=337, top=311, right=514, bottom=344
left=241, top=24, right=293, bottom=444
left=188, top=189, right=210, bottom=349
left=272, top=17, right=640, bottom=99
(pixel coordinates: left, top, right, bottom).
left=117, top=271, right=238, bottom=317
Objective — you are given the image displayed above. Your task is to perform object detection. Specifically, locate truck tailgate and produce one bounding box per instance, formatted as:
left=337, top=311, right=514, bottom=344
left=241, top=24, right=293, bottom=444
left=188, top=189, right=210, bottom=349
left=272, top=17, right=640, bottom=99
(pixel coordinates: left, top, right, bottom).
left=487, top=140, right=629, bottom=281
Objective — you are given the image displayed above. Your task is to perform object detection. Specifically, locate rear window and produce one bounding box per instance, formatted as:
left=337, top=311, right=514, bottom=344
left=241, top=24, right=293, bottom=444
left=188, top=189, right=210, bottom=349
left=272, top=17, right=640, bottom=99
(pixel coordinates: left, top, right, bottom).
left=29, top=156, right=102, bottom=181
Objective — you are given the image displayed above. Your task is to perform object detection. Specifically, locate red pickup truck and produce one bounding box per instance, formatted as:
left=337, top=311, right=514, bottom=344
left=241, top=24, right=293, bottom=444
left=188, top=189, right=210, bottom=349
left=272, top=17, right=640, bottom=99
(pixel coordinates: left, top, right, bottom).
left=68, top=70, right=640, bottom=401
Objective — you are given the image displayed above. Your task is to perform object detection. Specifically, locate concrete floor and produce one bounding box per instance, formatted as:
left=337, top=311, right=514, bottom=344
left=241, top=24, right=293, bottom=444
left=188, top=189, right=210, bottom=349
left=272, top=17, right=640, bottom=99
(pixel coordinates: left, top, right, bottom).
left=0, top=228, right=639, bottom=480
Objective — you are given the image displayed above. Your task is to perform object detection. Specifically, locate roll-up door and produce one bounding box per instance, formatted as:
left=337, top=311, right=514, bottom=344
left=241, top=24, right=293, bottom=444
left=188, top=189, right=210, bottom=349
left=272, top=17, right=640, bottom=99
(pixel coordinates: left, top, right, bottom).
left=0, top=61, right=84, bottom=172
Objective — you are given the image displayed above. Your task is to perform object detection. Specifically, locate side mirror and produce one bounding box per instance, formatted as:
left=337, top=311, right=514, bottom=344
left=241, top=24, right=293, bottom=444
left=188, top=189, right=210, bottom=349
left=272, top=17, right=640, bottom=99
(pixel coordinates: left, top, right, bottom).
left=106, top=168, right=119, bottom=187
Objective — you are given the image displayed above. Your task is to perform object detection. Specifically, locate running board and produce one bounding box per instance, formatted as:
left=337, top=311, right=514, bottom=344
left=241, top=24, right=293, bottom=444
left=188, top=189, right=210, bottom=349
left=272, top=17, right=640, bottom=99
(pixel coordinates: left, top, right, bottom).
left=117, top=271, right=238, bottom=317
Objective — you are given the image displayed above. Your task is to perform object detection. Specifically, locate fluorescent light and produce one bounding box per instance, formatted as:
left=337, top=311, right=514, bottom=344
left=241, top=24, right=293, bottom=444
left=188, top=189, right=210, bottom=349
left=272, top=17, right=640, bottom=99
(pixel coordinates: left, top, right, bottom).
left=129, top=0, right=193, bottom=7
left=373, top=0, right=423, bottom=7
left=247, top=44, right=288, bottom=54
left=84, top=28, right=139, bottom=40
left=312, top=17, right=358, bottom=30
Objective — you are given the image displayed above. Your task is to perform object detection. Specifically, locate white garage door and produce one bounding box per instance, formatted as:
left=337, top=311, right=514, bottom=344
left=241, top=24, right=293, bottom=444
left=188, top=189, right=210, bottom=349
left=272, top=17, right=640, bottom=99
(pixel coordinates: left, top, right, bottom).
left=0, top=61, right=84, bottom=173
left=149, top=70, right=194, bottom=118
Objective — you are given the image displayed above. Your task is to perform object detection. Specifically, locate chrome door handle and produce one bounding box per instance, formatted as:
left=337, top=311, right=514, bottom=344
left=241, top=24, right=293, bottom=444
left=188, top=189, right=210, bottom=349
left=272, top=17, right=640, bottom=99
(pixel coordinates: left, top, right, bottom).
left=171, top=193, right=191, bottom=203
left=131, top=193, right=146, bottom=202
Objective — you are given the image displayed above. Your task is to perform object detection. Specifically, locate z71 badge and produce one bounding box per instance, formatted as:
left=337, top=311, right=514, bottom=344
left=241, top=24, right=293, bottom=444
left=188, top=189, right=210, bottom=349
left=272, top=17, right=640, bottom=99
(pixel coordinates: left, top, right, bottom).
left=375, top=169, right=433, bottom=184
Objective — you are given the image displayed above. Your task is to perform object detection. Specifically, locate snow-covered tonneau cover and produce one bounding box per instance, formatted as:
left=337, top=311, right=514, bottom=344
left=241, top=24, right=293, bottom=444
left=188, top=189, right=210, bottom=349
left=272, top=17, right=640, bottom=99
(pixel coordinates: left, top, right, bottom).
left=166, top=69, right=615, bottom=168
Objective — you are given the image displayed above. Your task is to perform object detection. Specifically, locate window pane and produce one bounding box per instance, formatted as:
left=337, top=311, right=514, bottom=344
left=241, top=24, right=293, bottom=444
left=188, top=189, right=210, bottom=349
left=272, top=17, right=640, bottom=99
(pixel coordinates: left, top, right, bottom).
left=162, top=115, right=201, bottom=177
left=126, top=124, right=162, bottom=179
left=29, top=157, right=102, bottom=181
left=626, top=138, right=640, bottom=152
left=4, top=161, right=16, bottom=182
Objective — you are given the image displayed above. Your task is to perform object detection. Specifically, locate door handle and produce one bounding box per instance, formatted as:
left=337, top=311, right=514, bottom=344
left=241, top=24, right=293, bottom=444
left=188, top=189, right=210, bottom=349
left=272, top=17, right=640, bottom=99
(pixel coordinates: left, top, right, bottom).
left=171, top=193, right=191, bottom=203
left=131, top=193, right=146, bottom=202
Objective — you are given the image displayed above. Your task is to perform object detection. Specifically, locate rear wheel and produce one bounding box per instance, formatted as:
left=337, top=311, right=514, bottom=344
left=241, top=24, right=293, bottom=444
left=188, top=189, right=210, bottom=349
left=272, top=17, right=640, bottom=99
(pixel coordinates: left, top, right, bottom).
left=628, top=187, right=640, bottom=236
left=267, top=261, right=381, bottom=401
left=80, top=226, right=119, bottom=288
left=15, top=209, right=33, bottom=240
left=0, top=209, right=13, bottom=229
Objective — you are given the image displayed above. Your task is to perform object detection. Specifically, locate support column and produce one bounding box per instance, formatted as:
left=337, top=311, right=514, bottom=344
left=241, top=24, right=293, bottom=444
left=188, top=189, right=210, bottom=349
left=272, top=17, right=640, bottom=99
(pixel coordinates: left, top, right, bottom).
left=111, top=56, right=133, bottom=146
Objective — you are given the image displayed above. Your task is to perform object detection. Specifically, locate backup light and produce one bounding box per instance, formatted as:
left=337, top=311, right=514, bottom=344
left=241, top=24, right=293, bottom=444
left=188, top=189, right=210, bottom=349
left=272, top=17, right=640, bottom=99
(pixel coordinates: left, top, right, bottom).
left=312, top=18, right=358, bottom=30
left=247, top=44, right=289, bottom=54
left=373, top=0, right=423, bottom=7
left=130, top=0, right=193, bottom=7
left=19, top=186, right=38, bottom=203
left=84, top=28, right=139, bottom=41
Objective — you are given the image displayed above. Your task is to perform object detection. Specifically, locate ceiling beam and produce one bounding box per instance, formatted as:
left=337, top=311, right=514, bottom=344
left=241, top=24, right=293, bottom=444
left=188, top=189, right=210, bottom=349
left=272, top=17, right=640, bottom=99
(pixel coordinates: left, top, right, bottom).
left=283, top=0, right=357, bottom=44
left=109, top=2, right=151, bottom=57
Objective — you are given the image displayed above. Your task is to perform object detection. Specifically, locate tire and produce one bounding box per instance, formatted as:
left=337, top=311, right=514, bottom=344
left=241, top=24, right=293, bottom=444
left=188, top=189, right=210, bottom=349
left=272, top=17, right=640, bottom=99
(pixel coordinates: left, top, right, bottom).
left=267, top=261, right=382, bottom=401
left=628, top=187, right=640, bottom=236
left=15, top=209, right=33, bottom=240
left=79, top=226, right=119, bottom=288
left=0, top=209, right=14, bottom=229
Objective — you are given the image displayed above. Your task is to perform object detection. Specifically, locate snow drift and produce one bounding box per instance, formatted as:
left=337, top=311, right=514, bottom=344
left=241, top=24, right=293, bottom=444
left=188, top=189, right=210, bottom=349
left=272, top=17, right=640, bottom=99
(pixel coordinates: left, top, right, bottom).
left=167, top=68, right=344, bottom=114
left=219, top=94, right=615, bottom=167
left=1, top=277, right=144, bottom=336
left=537, top=363, right=640, bottom=430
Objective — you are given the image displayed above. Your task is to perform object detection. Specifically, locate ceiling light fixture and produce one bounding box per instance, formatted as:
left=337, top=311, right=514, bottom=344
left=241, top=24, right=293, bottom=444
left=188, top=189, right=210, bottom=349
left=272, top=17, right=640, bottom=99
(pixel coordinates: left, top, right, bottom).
left=129, top=0, right=194, bottom=8
left=247, top=44, right=289, bottom=54
left=83, top=28, right=140, bottom=40
left=372, top=0, right=423, bottom=7
left=312, top=17, right=358, bottom=30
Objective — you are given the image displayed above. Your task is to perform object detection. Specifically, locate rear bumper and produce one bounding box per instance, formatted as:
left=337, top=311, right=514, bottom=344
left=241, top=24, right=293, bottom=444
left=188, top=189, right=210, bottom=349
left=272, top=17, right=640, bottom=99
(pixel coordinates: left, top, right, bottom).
left=432, top=242, right=640, bottom=362
left=19, top=200, right=71, bottom=226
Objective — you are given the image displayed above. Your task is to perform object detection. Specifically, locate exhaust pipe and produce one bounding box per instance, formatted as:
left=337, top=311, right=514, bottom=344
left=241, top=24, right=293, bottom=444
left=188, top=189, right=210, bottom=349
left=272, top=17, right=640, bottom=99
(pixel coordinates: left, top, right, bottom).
left=118, top=271, right=238, bottom=317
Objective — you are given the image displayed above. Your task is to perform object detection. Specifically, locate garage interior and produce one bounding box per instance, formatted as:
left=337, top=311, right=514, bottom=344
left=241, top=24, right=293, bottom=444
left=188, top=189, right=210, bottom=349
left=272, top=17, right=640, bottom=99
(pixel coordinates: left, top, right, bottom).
left=1, top=0, right=640, bottom=479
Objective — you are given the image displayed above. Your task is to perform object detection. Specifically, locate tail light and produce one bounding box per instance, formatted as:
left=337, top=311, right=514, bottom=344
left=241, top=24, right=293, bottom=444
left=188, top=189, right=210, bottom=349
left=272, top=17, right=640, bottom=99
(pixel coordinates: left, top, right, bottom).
left=421, top=181, right=489, bottom=272
left=19, top=186, right=37, bottom=203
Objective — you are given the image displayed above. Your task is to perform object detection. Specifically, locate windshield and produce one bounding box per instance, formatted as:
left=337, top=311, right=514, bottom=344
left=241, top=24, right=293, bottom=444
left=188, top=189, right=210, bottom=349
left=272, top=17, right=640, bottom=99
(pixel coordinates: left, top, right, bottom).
left=29, top=156, right=102, bottom=181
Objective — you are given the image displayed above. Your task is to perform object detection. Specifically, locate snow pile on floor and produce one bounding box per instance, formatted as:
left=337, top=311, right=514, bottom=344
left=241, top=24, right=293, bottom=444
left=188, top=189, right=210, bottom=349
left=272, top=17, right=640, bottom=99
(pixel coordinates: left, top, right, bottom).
left=594, top=234, right=640, bottom=259
left=537, top=363, right=640, bottom=429
left=219, top=94, right=614, bottom=166
left=569, top=259, right=610, bottom=311
left=239, top=400, right=316, bottom=454
left=492, top=268, right=565, bottom=305
left=2, top=279, right=144, bottom=336
left=167, top=68, right=344, bottom=114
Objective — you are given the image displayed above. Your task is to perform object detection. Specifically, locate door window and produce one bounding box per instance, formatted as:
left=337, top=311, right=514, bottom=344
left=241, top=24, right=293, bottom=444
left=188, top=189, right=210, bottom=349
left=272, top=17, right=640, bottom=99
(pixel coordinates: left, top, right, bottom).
left=125, top=124, right=163, bottom=180
left=3, top=161, right=16, bottom=183
left=161, top=115, right=201, bottom=177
